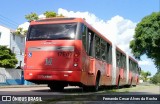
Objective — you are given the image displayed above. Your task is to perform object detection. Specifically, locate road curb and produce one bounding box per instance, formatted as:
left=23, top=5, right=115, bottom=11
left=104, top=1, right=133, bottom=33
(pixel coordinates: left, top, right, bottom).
left=0, top=84, right=47, bottom=88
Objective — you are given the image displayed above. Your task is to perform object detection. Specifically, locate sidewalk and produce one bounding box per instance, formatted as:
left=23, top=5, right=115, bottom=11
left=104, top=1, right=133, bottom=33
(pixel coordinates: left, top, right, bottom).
left=0, top=84, right=47, bottom=88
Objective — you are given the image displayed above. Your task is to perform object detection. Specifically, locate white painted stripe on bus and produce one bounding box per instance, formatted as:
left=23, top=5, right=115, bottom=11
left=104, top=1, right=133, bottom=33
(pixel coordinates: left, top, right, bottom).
left=112, top=43, right=117, bottom=85
left=28, top=46, right=74, bottom=51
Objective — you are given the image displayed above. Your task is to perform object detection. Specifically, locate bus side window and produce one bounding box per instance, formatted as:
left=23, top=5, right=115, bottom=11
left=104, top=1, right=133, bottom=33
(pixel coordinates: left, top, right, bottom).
left=116, top=51, right=120, bottom=67
left=95, top=35, right=101, bottom=59
left=123, top=55, right=126, bottom=70
left=120, top=53, right=123, bottom=68
left=129, top=59, right=131, bottom=71
left=136, top=64, right=138, bottom=74
left=106, top=43, right=112, bottom=64
left=129, top=59, right=133, bottom=72
left=101, top=39, right=106, bottom=61
left=88, top=31, right=95, bottom=57
left=82, top=25, right=87, bottom=51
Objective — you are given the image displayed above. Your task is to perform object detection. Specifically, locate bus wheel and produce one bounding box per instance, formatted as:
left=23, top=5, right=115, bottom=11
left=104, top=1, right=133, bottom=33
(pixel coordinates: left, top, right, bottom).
left=48, top=83, right=64, bottom=92
left=92, top=73, right=100, bottom=92
left=134, top=79, right=139, bottom=87
left=83, top=73, right=100, bottom=92
left=133, top=79, right=137, bottom=87
left=129, top=78, right=133, bottom=87
left=83, top=86, right=89, bottom=92
left=117, top=76, right=120, bottom=89
left=133, top=85, right=136, bottom=87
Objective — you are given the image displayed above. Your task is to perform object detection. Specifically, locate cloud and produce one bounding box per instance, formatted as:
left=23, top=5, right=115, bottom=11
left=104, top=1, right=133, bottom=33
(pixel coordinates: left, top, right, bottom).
left=18, top=8, right=137, bottom=55
left=138, top=60, right=152, bottom=66
left=18, top=22, right=29, bottom=31
left=58, top=8, right=137, bottom=55
left=18, top=14, right=46, bottom=31
left=38, top=14, right=46, bottom=19
left=17, top=8, right=156, bottom=75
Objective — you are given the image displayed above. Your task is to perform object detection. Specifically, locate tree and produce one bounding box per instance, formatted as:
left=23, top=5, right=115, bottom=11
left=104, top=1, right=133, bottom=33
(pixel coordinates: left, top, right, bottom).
left=0, top=46, right=18, bottom=68
left=23, top=30, right=28, bottom=35
left=57, top=14, right=65, bottom=17
left=130, top=12, right=160, bottom=70
left=44, top=11, right=57, bottom=18
left=140, top=70, right=151, bottom=82
left=25, top=12, right=39, bottom=22
left=15, top=27, right=23, bottom=35
left=150, top=71, right=160, bottom=84
left=21, top=11, right=64, bottom=35
left=13, top=28, right=27, bottom=36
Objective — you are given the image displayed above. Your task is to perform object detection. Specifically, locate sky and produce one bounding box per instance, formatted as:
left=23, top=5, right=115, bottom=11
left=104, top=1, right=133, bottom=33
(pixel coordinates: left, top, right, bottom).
left=0, top=0, right=159, bottom=76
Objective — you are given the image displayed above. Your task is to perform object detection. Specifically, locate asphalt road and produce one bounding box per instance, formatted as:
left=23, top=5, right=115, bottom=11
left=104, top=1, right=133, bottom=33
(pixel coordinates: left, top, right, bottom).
left=0, top=84, right=159, bottom=95
left=0, top=85, right=159, bottom=104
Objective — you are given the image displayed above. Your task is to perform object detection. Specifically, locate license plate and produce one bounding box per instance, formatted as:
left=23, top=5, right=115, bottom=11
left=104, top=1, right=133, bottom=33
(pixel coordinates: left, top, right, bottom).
left=38, top=75, right=52, bottom=79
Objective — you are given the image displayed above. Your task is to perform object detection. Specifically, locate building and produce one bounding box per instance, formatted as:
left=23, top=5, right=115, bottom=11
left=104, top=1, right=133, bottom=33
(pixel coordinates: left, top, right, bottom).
left=0, top=25, right=25, bottom=68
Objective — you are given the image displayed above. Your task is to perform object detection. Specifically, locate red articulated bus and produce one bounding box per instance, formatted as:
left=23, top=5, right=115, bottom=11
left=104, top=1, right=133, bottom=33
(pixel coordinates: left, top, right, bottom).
left=24, top=18, right=141, bottom=91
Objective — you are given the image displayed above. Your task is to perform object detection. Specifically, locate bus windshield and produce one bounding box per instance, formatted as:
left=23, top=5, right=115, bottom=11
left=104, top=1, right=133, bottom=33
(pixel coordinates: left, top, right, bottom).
left=27, top=23, right=77, bottom=40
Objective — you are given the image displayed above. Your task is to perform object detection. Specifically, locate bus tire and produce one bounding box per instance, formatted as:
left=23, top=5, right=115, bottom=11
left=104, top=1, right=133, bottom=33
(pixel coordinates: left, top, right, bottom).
left=129, top=78, right=133, bottom=87
left=83, top=72, right=100, bottom=92
left=92, top=71, right=100, bottom=92
left=48, top=83, right=64, bottom=92
left=117, top=76, right=120, bottom=89
left=133, top=85, right=136, bottom=87
left=83, top=86, right=89, bottom=92
left=134, top=78, right=139, bottom=87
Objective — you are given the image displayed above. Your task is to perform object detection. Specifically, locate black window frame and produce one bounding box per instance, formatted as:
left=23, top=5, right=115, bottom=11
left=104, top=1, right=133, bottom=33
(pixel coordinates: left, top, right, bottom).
left=27, top=23, right=78, bottom=41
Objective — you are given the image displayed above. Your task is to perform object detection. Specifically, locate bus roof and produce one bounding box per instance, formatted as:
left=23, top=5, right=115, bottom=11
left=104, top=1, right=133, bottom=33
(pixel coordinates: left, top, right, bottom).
left=30, top=18, right=84, bottom=25
left=129, top=56, right=138, bottom=63
left=116, top=46, right=138, bottom=64
left=116, top=46, right=126, bottom=55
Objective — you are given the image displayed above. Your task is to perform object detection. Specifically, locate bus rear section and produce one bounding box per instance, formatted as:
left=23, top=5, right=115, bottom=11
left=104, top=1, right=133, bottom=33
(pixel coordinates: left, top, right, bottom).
left=128, top=57, right=140, bottom=87
left=24, top=21, right=83, bottom=90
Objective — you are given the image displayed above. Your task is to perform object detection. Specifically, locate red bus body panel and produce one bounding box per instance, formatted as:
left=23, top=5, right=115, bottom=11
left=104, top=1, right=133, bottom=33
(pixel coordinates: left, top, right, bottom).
left=24, top=40, right=83, bottom=83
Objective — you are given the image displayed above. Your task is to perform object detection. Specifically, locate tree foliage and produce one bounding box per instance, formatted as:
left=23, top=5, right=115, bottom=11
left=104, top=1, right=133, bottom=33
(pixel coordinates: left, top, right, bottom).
left=57, top=14, right=65, bottom=17
left=140, top=70, right=151, bottom=82
left=13, top=28, right=27, bottom=36
left=44, top=11, right=57, bottom=18
left=0, top=46, right=18, bottom=68
left=14, top=28, right=26, bottom=35
left=150, top=71, right=160, bottom=84
left=15, top=27, right=23, bottom=35
left=21, top=11, right=64, bottom=35
left=130, top=12, right=160, bottom=70
left=25, top=12, right=39, bottom=22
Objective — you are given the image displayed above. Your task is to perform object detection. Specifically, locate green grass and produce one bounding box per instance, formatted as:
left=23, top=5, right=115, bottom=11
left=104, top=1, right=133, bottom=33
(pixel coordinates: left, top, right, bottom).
left=33, top=84, right=158, bottom=103
left=103, top=85, right=158, bottom=93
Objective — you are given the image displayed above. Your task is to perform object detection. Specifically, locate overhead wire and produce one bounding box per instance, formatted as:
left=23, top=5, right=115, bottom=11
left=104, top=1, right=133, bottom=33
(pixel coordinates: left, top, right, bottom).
left=0, top=14, right=19, bottom=29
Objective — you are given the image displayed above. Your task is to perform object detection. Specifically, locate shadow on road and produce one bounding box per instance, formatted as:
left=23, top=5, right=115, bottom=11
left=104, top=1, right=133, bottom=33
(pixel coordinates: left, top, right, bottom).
left=31, top=87, right=84, bottom=93
left=30, top=85, right=159, bottom=95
